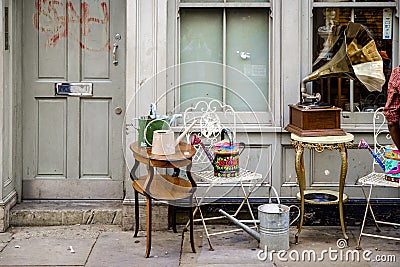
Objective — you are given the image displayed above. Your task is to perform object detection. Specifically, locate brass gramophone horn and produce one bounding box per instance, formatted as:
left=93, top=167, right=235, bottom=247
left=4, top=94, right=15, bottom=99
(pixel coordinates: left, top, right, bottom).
left=300, top=22, right=385, bottom=105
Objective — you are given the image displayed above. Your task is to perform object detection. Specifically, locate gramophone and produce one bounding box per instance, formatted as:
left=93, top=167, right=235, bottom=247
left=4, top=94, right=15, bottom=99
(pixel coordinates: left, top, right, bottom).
left=285, top=22, right=385, bottom=137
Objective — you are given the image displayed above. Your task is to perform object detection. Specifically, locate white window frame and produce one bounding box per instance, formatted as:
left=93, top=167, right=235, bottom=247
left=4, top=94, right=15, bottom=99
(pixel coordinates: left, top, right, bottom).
left=168, top=0, right=276, bottom=129
left=308, top=0, right=399, bottom=129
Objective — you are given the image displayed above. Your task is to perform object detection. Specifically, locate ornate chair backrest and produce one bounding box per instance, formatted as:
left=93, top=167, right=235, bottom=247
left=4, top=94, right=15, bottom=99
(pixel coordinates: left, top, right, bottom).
left=182, top=99, right=236, bottom=174
left=372, top=107, right=392, bottom=173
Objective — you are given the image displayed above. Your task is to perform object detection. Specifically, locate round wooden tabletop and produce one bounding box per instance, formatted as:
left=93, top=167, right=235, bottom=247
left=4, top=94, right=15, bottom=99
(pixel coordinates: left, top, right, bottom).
left=130, top=141, right=196, bottom=168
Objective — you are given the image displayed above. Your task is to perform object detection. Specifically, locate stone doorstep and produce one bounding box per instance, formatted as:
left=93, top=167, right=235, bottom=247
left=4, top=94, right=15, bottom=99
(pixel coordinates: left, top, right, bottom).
left=9, top=201, right=124, bottom=228
left=8, top=200, right=215, bottom=232
left=8, top=200, right=171, bottom=232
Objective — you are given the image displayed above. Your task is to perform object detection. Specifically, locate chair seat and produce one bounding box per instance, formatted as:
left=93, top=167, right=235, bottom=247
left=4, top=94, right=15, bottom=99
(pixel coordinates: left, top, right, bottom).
left=132, top=174, right=194, bottom=201
left=181, top=99, right=264, bottom=250
left=358, top=172, right=400, bottom=188
left=193, top=168, right=262, bottom=183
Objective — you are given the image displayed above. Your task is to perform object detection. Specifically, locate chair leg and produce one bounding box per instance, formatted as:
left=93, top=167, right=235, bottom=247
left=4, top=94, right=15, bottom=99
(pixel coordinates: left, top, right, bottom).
left=195, top=196, right=214, bottom=251
left=189, top=201, right=196, bottom=253
left=364, top=191, right=381, bottom=233
left=134, top=189, right=139, bottom=237
left=356, top=184, right=378, bottom=250
left=168, top=205, right=178, bottom=233
left=363, top=185, right=381, bottom=230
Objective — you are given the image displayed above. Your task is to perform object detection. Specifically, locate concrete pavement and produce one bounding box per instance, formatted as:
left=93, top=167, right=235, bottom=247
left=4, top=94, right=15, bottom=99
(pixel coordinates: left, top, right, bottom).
left=0, top=224, right=399, bottom=266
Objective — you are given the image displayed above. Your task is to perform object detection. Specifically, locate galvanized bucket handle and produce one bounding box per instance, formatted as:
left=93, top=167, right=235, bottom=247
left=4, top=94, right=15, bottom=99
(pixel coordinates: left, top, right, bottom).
left=288, top=205, right=301, bottom=226
left=268, top=186, right=281, bottom=205
left=269, top=186, right=300, bottom=225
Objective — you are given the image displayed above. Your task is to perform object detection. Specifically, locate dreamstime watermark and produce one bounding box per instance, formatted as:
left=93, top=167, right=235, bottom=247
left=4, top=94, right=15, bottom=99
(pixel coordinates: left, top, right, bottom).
left=257, top=239, right=397, bottom=263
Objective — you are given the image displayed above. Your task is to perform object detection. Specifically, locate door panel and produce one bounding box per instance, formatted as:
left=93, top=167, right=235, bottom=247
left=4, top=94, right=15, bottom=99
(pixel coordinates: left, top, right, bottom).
left=37, top=99, right=67, bottom=177
left=81, top=99, right=110, bottom=177
left=22, top=0, right=125, bottom=199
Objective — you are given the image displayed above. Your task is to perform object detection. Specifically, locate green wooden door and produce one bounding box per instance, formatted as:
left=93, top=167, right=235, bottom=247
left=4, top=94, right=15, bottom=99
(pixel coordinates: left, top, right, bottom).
left=22, top=0, right=126, bottom=199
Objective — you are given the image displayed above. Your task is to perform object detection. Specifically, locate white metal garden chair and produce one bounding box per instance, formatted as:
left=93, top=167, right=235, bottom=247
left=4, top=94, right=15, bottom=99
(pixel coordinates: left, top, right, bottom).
left=181, top=99, right=263, bottom=250
left=356, top=107, right=400, bottom=249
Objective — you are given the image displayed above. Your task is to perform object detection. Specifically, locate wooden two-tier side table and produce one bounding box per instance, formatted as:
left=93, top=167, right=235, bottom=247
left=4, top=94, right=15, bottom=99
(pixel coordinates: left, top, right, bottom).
left=129, top=141, right=197, bottom=258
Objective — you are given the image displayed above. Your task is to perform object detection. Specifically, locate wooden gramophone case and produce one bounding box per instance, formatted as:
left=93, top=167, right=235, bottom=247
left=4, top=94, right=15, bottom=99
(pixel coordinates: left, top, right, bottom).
left=285, top=104, right=345, bottom=137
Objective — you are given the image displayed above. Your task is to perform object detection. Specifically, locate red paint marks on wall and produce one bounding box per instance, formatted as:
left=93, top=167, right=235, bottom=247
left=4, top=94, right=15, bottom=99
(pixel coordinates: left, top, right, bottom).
left=33, top=0, right=110, bottom=51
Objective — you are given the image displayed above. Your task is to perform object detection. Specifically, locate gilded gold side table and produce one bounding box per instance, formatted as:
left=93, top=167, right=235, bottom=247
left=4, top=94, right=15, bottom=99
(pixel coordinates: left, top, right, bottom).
left=290, top=133, right=354, bottom=244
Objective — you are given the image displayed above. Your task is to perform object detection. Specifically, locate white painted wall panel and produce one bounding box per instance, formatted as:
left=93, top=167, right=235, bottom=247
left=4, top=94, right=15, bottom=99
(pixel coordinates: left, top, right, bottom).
left=281, top=0, right=302, bottom=126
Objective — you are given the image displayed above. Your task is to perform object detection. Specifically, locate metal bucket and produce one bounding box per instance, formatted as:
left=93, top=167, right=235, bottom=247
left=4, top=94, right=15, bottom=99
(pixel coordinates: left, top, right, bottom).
left=219, top=186, right=300, bottom=251
left=258, top=187, right=300, bottom=251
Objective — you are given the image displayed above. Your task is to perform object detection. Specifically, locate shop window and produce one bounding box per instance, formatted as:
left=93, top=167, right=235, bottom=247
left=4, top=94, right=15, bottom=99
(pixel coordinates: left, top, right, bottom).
left=314, top=0, right=395, bottom=2
left=179, top=1, right=270, bottom=116
left=311, top=1, right=395, bottom=113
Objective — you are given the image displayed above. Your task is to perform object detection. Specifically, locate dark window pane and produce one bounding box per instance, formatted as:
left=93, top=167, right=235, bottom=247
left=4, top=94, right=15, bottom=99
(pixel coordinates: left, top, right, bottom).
left=312, top=7, right=393, bottom=112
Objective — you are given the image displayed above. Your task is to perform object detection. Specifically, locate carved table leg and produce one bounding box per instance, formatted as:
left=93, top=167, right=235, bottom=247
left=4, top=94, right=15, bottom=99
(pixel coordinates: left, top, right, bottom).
left=294, top=142, right=305, bottom=244
left=338, top=143, right=349, bottom=241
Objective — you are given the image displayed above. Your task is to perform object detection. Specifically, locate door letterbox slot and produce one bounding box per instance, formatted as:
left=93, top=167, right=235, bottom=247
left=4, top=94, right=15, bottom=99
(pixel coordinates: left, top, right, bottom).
left=55, top=82, right=93, bottom=96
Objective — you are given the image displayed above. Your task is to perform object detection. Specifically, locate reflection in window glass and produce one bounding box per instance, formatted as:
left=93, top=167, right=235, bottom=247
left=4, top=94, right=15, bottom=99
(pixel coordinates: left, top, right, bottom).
left=180, top=7, right=270, bottom=112
left=181, top=0, right=223, bottom=3
left=227, top=0, right=268, bottom=2
left=181, top=0, right=268, bottom=2
left=314, top=0, right=351, bottom=1
left=312, top=7, right=393, bottom=112
left=226, top=9, right=269, bottom=111
left=314, top=0, right=395, bottom=2
left=180, top=9, right=223, bottom=110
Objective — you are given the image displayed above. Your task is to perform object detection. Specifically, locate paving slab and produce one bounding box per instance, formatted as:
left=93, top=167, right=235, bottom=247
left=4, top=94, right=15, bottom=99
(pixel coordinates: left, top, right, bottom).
left=0, top=237, right=93, bottom=266
left=180, top=225, right=274, bottom=267
left=0, top=225, right=120, bottom=267
left=86, top=230, right=183, bottom=267
left=0, top=232, right=12, bottom=252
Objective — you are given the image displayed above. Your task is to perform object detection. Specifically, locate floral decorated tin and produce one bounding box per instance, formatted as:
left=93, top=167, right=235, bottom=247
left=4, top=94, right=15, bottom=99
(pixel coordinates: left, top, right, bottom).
left=213, top=129, right=245, bottom=177
left=384, top=145, right=400, bottom=183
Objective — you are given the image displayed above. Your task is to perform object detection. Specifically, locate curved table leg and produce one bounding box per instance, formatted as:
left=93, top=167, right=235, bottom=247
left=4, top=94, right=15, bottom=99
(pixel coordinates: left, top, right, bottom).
left=338, top=143, right=349, bottom=242
left=294, top=143, right=305, bottom=244
left=186, top=163, right=196, bottom=253
left=134, top=189, right=139, bottom=237
left=131, top=160, right=140, bottom=238
left=145, top=196, right=152, bottom=258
